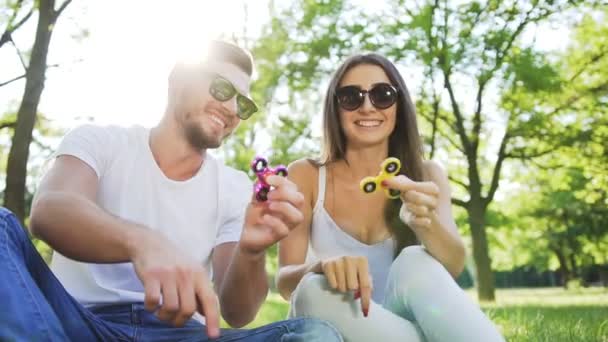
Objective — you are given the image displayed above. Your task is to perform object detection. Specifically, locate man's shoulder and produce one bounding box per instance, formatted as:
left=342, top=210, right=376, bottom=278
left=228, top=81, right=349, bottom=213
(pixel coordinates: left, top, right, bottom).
left=216, top=161, right=251, bottom=187
left=66, top=123, right=146, bottom=142
left=211, top=159, right=252, bottom=206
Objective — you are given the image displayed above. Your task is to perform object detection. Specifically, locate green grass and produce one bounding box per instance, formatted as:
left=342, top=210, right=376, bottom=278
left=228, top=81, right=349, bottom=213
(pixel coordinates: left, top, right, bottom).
left=240, top=287, right=608, bottom=341
left=483, top=287, right=608, bottom=342
left=244, top=293, right=291, bottom=328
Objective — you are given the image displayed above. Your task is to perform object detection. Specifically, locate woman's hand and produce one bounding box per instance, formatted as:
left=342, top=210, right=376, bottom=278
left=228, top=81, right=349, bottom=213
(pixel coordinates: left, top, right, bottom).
left=382, top=164, right=467, bottom=278
left=316, top=255, right=372, bottom=317
left=382, top=175, right=440, bottom=232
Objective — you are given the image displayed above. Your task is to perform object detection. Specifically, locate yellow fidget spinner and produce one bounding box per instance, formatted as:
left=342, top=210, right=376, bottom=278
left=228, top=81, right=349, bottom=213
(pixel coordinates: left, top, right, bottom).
left=360, top=157, right=402, bottom=199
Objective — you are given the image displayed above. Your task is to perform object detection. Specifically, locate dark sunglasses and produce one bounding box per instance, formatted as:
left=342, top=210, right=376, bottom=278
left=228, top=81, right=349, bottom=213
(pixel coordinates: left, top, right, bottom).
left=208, top=76, right=258, bottom=120
left=335, top=83, right=399, bottom=111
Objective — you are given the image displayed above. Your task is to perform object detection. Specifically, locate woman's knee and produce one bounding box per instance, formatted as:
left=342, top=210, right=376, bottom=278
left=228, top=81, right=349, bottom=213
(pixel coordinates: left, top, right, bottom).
left=391, top=246, right=447, bottom=282
left=291, top=274, right=330, bottom=316
left=290, top=273, right=358, bottom=319
left=293, top=274, right=328, bottom=302
left=395, top=246, right=433, bottom=267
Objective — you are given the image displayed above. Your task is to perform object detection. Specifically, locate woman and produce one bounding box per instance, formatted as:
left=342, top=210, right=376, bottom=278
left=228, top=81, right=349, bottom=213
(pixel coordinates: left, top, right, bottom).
left=277, top=53, right=504, bottom=341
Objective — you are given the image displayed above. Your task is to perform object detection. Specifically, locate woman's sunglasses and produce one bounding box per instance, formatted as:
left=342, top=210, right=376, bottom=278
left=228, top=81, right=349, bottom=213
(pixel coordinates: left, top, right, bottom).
left=208, top=76, right=258, bottom=120
left=335, top=83, right=399, bottom=111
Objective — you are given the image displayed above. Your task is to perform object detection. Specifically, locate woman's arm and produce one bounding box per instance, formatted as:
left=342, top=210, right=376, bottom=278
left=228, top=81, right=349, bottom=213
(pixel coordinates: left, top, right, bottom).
left=276, top=159, right=322, bottom=300
left=384, top=160, right=466, bottom=278
left=417, top=160, right=466, bottom=277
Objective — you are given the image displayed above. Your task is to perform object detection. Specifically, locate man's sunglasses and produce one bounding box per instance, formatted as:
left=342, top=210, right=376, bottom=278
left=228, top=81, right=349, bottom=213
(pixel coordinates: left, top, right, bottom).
left=208, top=76, right=258, bottom=120
left=335, top=83, right=399, bottom=111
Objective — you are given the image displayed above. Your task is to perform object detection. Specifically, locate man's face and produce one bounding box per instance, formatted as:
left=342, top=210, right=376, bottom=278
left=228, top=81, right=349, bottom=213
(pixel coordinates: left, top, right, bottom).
left=173, top=61, right=251, bottom=149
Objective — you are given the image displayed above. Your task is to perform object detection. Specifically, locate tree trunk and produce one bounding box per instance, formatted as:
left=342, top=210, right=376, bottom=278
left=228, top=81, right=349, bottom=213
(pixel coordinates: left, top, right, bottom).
left=468, top=201, right=495, bottom=301
left=600, top=265, right=608, bottom=287
left=568, top=246, right=579, bottom=280
left=552, top=246, right=571, bottom=288
left=4, top=0, right=59, bottom=223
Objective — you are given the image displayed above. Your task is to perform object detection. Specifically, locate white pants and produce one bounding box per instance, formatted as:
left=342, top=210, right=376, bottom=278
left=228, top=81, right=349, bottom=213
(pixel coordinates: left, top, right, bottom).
left=289, top=246, right=505, bottom=342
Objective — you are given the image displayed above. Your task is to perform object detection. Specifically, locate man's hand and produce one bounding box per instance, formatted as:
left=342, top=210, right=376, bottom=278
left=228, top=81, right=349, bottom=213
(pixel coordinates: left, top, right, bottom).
left=239, top=175, right=305, bottom=256
left=129, top=231, right=220, bottom=338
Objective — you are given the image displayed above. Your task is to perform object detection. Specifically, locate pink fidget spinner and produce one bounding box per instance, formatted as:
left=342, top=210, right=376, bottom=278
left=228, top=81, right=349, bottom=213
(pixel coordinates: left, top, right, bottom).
left=251, top=156, right=288, bottom=202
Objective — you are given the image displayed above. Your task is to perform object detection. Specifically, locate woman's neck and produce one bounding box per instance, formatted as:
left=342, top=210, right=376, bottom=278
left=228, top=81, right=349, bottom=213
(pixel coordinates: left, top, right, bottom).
left=339, top=143, right=389, bottom=180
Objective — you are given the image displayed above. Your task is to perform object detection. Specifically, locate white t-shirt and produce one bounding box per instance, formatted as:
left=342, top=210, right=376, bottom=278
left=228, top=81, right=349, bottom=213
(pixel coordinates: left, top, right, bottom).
left=49, top=124, right=251, bottom=307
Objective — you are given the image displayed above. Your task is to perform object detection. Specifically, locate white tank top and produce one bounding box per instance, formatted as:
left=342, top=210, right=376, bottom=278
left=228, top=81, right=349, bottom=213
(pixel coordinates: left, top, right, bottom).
left=308, top=165, right=396, bottom=303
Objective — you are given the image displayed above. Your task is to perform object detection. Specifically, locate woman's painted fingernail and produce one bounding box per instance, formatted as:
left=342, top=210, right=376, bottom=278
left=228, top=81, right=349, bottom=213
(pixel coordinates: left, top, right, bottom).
left=381, top=180, right=387, bottom=187
left=363, top=308, right=369, bottom=317
left=354, top=290, right=361, bottom=300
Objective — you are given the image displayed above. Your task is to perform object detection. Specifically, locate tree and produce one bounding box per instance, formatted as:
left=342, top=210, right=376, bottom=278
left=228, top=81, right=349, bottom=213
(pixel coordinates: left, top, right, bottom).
left=3, top=0, right=72, bottom=223
left=486, top=9, right=608, bottom=287
left=0, top=0, right=33, bottom=88
left=534, top=10, right=608, bottom=286
left=504, top=166, right=607, bottom=287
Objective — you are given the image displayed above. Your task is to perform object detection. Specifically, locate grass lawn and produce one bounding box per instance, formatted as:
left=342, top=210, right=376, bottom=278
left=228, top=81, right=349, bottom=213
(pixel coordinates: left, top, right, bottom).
left=239, top=287, right=608, bottom=341
left=485, top=287, right=608, bottom=341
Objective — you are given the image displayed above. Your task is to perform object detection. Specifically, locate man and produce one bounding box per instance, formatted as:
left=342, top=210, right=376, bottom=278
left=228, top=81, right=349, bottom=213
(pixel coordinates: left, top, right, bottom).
left=0, top=40, right=341, bottom=341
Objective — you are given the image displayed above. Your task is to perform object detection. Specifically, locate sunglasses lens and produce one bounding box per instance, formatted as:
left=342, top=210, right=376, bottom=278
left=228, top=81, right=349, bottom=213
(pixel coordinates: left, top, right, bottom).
left=209, top=78, right=236, bottom=101
left=209, top=76, right=258, bottom=120
left=237, top=95, right=258, bottom=120
left=336, top=86, right=364, bottom=111
left=370, top=83, right=398, bottom=109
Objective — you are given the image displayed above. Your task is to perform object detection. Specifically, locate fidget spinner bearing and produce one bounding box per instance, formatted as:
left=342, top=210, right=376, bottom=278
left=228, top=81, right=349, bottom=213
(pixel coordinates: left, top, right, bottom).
left=251, top=156, right=288, bottom=202
left=359, top=157, right=402, bottom=199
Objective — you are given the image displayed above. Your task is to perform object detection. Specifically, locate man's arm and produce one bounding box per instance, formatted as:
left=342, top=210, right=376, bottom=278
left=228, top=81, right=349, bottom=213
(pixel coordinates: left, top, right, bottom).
left=30, top=155, right=221, bottom=337
left=212, top=242, right=268, bottom=328
left=212, top=175, right=304, bottom=328
left=30, top=155, right=146, bottom=262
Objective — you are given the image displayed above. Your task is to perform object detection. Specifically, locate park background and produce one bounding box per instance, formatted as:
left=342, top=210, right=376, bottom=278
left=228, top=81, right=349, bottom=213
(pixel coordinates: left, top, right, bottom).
left=1, top=0, right=607, bottom=340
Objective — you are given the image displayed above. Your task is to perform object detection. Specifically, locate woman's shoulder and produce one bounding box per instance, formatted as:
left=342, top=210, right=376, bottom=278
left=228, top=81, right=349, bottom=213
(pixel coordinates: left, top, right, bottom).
left=422, top=159, right=445, bottom=170
left=288, top=158, right=321, bottom=205
left=288, top=158, right=321, bottom=184
left=422, top=159, right=450, bottom=188
left=288, top=158, right=319, bottom=176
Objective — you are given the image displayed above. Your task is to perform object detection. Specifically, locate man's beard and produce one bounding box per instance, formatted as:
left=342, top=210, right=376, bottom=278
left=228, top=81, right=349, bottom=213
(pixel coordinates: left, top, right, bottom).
left=181, top=112, right=223, bottom=150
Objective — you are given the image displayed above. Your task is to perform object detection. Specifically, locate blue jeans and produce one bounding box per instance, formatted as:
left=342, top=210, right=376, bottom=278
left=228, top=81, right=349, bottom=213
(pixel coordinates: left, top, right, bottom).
left=0, top=207, right=342, bottom=341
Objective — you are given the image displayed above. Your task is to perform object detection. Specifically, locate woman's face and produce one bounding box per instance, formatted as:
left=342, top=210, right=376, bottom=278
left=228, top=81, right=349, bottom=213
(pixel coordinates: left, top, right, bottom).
left=337, top=64, right=397, bottom=149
